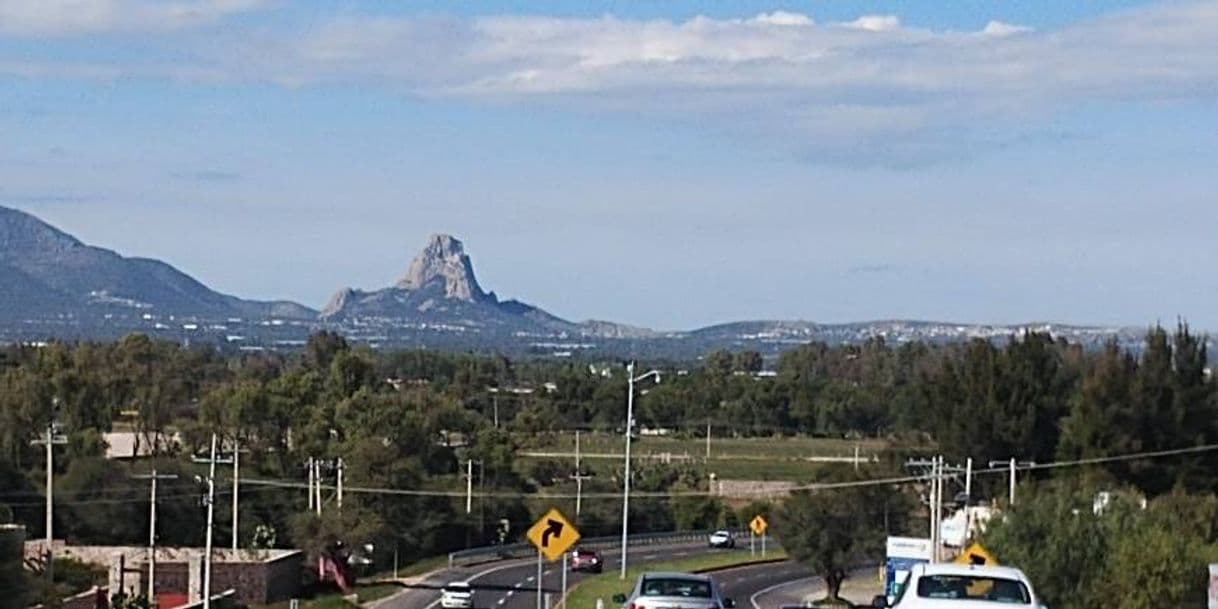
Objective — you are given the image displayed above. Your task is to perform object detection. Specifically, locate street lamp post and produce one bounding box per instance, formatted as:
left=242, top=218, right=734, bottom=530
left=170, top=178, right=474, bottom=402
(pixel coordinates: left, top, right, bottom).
left=620, top=362, right=660, bottom=579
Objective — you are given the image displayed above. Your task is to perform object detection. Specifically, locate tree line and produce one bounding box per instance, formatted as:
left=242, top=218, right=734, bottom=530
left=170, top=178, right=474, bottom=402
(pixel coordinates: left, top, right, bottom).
left=1, top=323, right=1216, bottom=604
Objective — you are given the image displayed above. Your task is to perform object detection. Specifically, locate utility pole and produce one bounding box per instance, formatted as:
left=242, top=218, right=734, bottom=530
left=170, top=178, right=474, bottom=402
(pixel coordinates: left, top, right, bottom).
left=705, top=421, right=711, bottom=461
left=306, top=457, right=315, bottom=512
left=570, top=432, right=592, bottom=516
left=314, top=459, right=322, bottom=516
left=965, top=458, right=973, bottom=503
left=465, top=459, right=474, bottom=514
left=936, top=456, right=945, bottom=562
left=905, top=456, right=946, bottom=563
left=929, top=456, right=939, bottom=562
left=32, top=416, right=66, bottom=584
left=336, top=458, right=344, bottom=509
left=203, top=433, right=218, bottom=609
left=231, top=443, right=239, bottom=551
left=133, top=470, right=178, bottom=602
left=1009, top=458, right=1016, bottom=506
left=988, top=458, right=1034, bottom=507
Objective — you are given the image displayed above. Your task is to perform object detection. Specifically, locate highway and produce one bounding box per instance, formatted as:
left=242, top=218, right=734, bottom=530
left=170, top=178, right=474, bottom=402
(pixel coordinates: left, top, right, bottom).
left=374, top=545, right=823, bottom=609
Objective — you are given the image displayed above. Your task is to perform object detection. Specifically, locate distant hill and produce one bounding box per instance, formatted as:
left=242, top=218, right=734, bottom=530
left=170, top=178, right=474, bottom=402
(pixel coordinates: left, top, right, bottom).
left=0, top=206, right=1169, bottom=357
left=0, top=205, right=316, bottom=323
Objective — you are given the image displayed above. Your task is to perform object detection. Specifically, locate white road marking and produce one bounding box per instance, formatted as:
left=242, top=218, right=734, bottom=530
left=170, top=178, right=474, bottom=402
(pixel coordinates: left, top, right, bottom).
left=497, top=600, right=506, bottom=606
left=527, top=576, right=536, bottom=583
left=748, top=577, right=817, bottom=609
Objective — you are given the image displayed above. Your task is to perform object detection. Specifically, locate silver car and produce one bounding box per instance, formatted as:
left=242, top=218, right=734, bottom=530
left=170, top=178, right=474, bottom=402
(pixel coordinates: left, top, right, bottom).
left=613, top=572, right=737, bottom=609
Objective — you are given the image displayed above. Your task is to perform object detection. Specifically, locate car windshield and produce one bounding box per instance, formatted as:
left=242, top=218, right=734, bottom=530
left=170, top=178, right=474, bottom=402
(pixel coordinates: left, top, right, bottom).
left=916, top=575, right=1030, bottom=604
left=445, top=584, right=471, bottom=593
left=641, top=578, right=713, bottom=598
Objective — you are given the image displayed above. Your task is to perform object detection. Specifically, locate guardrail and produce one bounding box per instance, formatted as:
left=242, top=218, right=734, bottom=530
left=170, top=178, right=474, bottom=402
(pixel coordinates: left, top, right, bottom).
left=448, top=528, right=749, bottom=567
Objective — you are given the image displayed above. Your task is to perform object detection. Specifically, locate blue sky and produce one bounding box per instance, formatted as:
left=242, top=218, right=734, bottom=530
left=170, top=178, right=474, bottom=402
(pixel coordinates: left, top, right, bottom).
left=2, top=0, right=1217, bottom=330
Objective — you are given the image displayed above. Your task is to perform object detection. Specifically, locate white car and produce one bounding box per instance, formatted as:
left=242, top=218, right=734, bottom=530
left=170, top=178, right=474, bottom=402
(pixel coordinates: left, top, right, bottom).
left=708, top=530, right=735, bottom=549
left=441, top=582, right=474, bottom=609
left=874, top=563, right=1045, bottom=609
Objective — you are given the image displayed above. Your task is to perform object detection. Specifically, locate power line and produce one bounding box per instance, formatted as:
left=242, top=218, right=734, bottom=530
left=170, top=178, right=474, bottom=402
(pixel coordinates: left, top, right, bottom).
left=0, top=485, right=284, bottom=508
left=240, top=441, right=1218, bottom=500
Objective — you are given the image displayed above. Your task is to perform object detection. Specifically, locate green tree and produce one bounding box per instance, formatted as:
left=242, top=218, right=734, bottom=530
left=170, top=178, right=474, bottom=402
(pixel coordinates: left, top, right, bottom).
left=0, top=515, right=31, bottom=609
left=775, top=472, right=902, bottom=603
left=734, top=351, right=764, bottom=374
left=981, top=482, right=1120, bottom=609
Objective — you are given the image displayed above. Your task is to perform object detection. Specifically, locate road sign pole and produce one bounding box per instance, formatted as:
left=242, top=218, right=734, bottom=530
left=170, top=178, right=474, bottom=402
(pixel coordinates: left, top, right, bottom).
left=750, top=532, right=755, bottom=557
left=561, top=552, right=568, bottom=609
left=537, top=551, right=543, bottom=609
left=762, top=534, right=766, bottom=558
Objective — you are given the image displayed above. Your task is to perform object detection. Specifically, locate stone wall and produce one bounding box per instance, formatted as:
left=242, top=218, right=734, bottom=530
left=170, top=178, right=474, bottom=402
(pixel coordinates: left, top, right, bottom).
left=23, top=543, right=303, bottom=607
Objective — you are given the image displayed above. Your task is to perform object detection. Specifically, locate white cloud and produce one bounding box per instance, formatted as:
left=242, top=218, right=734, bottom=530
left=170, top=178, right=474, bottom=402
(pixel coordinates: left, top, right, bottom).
left=3, top=2, right=1218, bottom=163
left=0, top=0, right=269, bottom=36
left=981, top=20, right=1032, bottom=37
left=842, top=15, right=901, bottom=32
left=750, top=11, right=813, bottom=27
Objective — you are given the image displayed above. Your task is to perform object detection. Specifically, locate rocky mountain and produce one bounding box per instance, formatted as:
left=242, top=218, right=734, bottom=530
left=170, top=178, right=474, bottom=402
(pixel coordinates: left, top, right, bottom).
left=0, top=207, right=1171, bottom=358
left=0, top=205, right=316, bottom=323
left=322, top=234, right=625, bottom=337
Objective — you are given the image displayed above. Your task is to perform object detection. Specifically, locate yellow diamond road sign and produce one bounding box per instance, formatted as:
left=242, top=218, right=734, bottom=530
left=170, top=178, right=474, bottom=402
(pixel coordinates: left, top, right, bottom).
left=527, top=508, right=581, bottom=562
left=750, top=515, right=768, bottom=536
left=954, top=542, right=998, bottom=566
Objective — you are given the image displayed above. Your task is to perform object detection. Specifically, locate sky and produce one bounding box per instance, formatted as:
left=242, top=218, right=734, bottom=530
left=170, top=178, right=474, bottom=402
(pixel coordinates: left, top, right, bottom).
left=2, top=0, right=1217, bottom=331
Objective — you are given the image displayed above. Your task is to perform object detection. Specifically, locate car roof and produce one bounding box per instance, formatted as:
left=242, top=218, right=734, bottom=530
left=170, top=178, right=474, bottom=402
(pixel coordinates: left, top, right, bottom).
left=642, top=572, right=714, bottom=582
left=446, top=581, right=472, bottom=587
left=915, top=563, right=1029, bottom=580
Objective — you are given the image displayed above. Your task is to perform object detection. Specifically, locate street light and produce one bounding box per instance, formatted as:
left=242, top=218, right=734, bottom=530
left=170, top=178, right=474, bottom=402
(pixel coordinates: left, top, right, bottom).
left=620, top=362, right=660, bottom=579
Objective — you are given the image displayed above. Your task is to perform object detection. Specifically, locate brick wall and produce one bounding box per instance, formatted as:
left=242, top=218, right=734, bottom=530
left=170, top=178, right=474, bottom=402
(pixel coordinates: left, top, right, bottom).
left=206, top=553, right=301, bottom=605
left=263, top=552, right=304, bottom=603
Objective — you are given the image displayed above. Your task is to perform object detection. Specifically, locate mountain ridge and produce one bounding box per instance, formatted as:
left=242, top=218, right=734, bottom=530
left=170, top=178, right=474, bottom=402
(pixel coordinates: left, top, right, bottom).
left=0, top=205, right=316, bottom=322
left=0, top=206, right=1174, bottom=356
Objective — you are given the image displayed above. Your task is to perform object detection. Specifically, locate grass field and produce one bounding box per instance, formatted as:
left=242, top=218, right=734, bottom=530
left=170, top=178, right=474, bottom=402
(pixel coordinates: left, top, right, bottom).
left=563, top=550, right=789, bottom=609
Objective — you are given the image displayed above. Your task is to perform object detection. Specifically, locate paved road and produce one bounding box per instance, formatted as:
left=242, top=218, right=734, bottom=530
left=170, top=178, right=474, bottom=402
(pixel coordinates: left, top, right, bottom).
left=376, top=543, right=746, bottom=609
left=722, top=565, right=880, bottom=609
left=713, top=561, right=816, bottom=609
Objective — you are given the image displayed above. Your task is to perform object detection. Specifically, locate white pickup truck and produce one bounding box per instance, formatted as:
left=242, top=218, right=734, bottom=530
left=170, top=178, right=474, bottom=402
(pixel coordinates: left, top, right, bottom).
left=874, top=563, right=1046, bottom=609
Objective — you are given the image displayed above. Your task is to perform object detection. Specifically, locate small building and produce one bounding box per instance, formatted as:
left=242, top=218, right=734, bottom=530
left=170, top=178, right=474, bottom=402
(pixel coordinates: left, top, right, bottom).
left=25, top=541, right=302, bottom=607
left=103, top=431, right=182, bottom=460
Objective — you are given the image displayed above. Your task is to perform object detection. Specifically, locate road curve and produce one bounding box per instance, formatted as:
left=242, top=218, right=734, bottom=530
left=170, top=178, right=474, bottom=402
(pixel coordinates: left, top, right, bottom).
left=376, top=542, right=747, bottom=609
left=712, top=561, right=816, bottom=609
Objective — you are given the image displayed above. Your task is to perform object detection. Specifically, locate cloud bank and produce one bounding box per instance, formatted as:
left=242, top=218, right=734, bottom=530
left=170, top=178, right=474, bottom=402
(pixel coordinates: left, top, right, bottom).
left=3, top=1, right=1217, bottom=162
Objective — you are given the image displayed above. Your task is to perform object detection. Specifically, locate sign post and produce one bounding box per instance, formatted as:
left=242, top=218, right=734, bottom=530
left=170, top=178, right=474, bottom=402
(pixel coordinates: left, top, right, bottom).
left=561, top=553, right=569, bottom=609
left=528, top=508, right=582, bottom=609
left=749, top=515, right=768, bottom=557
